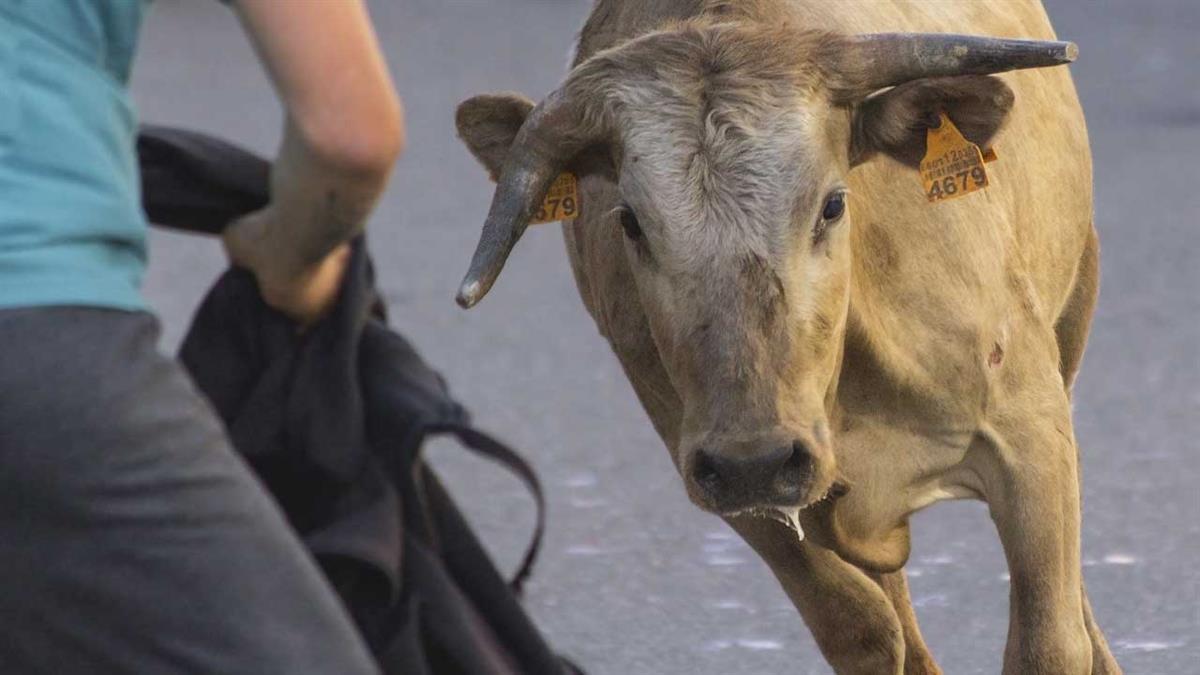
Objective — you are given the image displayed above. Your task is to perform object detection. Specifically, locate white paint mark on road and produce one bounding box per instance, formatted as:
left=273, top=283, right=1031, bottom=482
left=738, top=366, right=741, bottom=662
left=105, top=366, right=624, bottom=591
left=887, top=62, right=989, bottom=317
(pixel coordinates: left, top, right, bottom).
left=736, top=639, right=784, bottom=651
left=707, top=637, right=787, bottom=651
left=1102, top=553, right=1138, bottom=565
left=564, top=545, right=609, bottom=556
left=711, top=600, right=750, bottom=611
left=702, top=540, right=745, bottom=553
left=562, top=473, right=598, bottom=488
left=1115, top=639, right=1185, bottom=653
left=704, top=554, right=747, bottom=566
left=913, top=593, right=950, bottom=608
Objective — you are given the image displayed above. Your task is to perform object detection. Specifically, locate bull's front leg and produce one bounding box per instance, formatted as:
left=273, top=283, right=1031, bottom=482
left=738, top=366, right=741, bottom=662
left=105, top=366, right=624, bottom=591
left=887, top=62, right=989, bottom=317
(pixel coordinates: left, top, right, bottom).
left=1082, top=581, right=1121, bottom=674
left=971, top=388, right=1095, bottom=675
left=871, top=568, right=942, bottom=675
left=727, top=516, right=940, bottom=675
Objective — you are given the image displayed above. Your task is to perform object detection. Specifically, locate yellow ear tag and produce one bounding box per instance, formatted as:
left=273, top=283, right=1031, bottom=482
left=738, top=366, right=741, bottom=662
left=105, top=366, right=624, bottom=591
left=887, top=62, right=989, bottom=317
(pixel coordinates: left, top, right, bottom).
left=528, top=173, right=580, bottom=225
left=920, top=113, right=993, bottom=204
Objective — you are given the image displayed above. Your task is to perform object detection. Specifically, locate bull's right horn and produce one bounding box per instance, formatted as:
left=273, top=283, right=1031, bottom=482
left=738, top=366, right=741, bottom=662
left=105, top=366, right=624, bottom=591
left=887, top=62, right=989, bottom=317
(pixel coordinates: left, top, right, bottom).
left=456, top=87, right=600, bottom=308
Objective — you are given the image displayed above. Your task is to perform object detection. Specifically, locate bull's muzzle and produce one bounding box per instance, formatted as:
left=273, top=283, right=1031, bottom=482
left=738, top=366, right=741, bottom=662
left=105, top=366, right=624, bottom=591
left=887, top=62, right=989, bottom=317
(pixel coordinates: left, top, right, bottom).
left=686, top=429, right=828, bottom=515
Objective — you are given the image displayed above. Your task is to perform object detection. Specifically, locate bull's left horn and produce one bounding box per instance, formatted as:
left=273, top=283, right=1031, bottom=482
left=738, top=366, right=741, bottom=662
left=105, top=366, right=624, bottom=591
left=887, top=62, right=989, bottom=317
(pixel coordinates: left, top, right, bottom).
left=456, top=151, right=560, bottom=308
left=456, top=87, right=599, bottom=308
left=831, top=33, right=1078, bottom=100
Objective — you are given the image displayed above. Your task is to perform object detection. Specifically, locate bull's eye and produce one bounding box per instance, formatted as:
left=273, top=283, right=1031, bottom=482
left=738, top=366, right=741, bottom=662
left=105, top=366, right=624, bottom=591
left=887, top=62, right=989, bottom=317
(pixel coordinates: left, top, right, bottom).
left=821, top=192, right=846, bottom=223
left=619, top=205, right=643, bottom=241
left=814, top=191, right=847, bottom=245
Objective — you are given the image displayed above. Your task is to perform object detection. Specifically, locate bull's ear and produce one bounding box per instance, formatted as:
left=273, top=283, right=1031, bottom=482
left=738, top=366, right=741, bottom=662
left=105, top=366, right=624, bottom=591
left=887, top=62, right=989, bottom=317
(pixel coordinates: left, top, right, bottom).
left=455, top=93, right=536, bottom=180
left=849, top=75, right=1014, bottom=168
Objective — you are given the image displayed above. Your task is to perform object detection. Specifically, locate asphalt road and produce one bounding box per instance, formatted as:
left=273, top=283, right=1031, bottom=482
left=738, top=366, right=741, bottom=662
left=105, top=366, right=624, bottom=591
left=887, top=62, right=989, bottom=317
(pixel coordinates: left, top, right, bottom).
left=133, top=2, right=1199, bottom=673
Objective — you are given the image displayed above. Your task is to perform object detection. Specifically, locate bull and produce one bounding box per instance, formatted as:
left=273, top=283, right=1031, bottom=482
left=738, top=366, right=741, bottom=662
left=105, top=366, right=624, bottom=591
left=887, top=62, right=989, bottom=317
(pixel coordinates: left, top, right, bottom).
left=453, top=1, right=1117, bottom=672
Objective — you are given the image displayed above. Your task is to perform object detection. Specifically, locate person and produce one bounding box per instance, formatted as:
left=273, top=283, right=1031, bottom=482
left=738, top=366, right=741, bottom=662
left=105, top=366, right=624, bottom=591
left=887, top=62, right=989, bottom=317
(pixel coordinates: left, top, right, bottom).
left=0, top=1, right=403, bottom=672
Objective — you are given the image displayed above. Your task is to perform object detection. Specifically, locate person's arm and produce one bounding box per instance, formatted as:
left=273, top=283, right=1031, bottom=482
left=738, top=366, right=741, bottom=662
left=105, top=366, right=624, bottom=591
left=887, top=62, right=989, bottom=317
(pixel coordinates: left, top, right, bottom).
left=223, top=0, right=404, bottom=322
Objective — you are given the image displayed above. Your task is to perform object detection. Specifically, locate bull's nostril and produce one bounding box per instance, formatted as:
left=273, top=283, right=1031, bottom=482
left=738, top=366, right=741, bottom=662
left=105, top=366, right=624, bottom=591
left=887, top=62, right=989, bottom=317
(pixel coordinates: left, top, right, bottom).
left=692, top=450, right=721, bottom=492
left=784, top=440, right=813, bottom=476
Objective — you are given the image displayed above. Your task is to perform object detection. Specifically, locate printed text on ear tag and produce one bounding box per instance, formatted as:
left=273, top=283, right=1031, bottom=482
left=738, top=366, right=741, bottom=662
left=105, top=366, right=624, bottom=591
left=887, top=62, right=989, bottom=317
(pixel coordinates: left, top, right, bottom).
left=920, top=113, right=993, bottom=203
left=529, top=173, right=580, bottom=225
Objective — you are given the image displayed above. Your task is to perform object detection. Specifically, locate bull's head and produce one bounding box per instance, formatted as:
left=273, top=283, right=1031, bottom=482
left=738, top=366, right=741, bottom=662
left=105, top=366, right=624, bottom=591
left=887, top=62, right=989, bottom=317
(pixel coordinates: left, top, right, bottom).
left=454, top=23, right=1074, bottom=519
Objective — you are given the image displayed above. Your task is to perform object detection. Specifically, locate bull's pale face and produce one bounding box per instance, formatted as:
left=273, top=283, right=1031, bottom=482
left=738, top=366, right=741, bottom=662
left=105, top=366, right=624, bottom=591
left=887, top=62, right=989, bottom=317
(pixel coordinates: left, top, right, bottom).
left=613, top=96, right=851, bottom=516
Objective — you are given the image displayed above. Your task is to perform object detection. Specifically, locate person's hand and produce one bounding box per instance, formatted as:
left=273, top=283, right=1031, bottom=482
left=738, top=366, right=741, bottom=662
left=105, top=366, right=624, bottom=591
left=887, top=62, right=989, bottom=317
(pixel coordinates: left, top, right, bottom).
left=222, top=208, right=351, bottom=326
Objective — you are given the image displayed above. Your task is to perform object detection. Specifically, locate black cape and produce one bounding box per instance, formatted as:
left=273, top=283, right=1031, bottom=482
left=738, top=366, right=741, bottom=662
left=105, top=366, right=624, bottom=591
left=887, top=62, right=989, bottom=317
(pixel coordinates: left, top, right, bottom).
left=139, top=125, right=580, bottom=675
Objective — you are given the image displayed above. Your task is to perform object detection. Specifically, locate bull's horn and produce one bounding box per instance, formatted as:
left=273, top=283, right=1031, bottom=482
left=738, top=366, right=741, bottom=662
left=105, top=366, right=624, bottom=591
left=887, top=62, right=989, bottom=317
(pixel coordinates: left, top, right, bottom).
left=456, top=87, right=598, bottom=308
left=833, top=33, right=1077, bottom=99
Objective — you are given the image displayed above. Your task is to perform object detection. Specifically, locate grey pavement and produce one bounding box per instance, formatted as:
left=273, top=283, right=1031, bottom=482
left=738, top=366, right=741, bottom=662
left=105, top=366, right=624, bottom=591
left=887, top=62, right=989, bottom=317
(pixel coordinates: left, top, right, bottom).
left=132, top=1, right=1199, bottom=673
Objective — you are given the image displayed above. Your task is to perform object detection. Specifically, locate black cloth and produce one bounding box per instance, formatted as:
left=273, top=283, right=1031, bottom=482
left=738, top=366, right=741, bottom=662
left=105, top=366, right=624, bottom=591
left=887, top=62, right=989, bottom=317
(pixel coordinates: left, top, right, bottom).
left=139, top=126, right=578, bottom=675
left=139, top=126, right=269, bottom=236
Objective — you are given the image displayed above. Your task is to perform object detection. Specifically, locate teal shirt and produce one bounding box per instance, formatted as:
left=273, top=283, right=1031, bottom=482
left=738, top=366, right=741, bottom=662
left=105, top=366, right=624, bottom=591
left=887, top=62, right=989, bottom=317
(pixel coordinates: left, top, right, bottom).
left=0, top=0, right=150, bottom=310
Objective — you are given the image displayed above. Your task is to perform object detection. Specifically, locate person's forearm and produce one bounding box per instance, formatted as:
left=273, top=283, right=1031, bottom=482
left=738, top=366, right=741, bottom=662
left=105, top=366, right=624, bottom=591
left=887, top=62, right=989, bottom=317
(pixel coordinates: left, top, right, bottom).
left=255, top=117, right=398, bottom=280
left=232, top=0, right=404, bottom=282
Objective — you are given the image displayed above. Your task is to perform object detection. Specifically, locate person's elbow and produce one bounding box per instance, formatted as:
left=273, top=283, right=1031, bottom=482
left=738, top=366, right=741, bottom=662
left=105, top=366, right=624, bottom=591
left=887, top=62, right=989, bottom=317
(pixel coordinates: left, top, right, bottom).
left=300, top=94, right=405, bottom=182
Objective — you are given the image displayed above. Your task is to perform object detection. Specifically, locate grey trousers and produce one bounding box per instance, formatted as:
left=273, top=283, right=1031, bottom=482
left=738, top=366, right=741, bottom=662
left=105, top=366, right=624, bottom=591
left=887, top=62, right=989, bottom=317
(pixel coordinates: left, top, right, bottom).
left=0, top=307, right=379, bottom=674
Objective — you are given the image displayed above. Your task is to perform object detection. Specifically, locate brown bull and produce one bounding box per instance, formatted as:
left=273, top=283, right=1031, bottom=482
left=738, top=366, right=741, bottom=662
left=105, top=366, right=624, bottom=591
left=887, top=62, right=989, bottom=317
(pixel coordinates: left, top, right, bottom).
left=453, top=1, right=1118, bottom=672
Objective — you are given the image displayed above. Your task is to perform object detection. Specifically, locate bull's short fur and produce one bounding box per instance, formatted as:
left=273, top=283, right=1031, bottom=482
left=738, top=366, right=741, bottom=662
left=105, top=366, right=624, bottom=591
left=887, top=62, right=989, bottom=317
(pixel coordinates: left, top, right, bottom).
left=457, top=1, right=1117, bottom=672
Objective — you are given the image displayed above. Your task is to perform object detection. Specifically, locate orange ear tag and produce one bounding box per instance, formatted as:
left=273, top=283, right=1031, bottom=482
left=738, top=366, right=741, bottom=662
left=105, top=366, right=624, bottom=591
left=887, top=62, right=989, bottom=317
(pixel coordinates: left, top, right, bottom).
left=528, top=173, right=580, bottom=225
left=920, top=113, right=996, bottom=204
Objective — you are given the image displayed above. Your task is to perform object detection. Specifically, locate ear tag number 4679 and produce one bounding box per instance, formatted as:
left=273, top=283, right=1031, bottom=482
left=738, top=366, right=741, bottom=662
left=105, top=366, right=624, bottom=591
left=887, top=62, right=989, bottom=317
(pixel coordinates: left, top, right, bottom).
left=920, top=113, right=996, bottom=204
left=529, top=173, right=580, bottom=225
